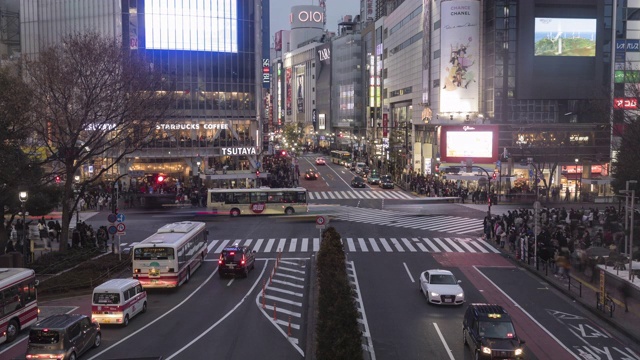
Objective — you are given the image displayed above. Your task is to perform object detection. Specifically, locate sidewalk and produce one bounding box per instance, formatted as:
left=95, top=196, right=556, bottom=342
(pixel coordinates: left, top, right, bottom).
left=500, top=247, right=640, bottom=344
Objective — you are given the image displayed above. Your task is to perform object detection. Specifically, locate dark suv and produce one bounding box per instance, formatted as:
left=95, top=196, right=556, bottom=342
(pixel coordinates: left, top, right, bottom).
left=463, top=304, right=525, bottom=359
left=218, top=244, right=256, bottom=278
left=26, top=314, right=101, bottom=360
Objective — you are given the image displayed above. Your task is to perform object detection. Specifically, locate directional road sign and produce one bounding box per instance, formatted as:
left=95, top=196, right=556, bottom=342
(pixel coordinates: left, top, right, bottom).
left=116, top=213, right=126, bottom=222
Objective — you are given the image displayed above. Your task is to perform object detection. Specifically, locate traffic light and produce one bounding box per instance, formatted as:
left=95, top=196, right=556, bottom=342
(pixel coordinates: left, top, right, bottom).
left=55, top=175, right=61, bottom=183
left=256, top=170, right=260, bottom=177
left=156, top=175, right=165, bottom=184
left=493, top=173, right=497, bottom=180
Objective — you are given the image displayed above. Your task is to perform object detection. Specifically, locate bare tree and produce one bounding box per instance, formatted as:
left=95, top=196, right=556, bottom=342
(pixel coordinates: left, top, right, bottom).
left=0, top=64, right=37, bottom=254
left=23, top=32, right=175, bottom=252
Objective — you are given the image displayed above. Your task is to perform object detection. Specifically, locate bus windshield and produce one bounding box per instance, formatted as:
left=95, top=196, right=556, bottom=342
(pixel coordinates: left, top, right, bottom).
left=133, top=247, right=175, bottom=260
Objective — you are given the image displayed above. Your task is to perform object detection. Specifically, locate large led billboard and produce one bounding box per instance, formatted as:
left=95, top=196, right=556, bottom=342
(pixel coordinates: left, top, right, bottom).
left=534, top=18, right=596, bottom=56
left=144, top=0, right=238, bottom=53
left=440, top=125, right=499, bottom=163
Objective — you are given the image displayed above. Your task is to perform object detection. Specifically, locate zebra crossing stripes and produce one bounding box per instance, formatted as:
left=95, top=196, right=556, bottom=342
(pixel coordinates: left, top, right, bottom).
left=308, top=190, right=414, bottom=200
left=202, top=237, right=499, bottom=254
left=330, top=206, right=484, bottom=234
left=120, top=236, right=500, bottom=255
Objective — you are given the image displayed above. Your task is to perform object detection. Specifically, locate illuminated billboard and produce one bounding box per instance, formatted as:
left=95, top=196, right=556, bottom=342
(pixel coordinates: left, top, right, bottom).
left=440, top=125, right=499, bottom=163
left=534, top=18, right=596, bottom=57
left=144, top=0, right=238, bottom=53
left=439, top=0, right=480, bottom=113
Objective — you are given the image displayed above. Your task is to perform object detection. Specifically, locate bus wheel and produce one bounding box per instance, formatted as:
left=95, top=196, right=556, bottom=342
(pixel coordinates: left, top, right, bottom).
left=5, top=319, right=19, bottom=342
left=285, top=207, right=295, bottom=215
left=185, top=268, right=191, bottom=283
left=230, top=208, right=240, bottom=217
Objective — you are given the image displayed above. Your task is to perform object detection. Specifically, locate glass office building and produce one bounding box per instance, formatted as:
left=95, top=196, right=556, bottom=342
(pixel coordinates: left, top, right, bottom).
left=20, top=0, right=263, bottom=186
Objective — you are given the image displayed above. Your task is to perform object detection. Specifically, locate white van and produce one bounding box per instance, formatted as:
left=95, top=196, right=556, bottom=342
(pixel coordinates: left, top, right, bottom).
left=91, top=279, right=147, bottom=326
left=354, top=162, right=366, bottom=174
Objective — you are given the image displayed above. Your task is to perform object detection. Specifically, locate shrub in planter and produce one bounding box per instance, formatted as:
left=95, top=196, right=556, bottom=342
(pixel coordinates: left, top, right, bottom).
left=316, top=227, right=363, bottom=360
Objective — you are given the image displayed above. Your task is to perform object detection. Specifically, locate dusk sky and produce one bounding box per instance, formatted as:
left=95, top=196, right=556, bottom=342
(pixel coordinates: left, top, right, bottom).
left=269, top=0, right=360, bottom=45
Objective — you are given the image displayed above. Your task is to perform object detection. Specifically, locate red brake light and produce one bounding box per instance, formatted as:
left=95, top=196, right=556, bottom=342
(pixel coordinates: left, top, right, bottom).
left=229, top=251, right=235, bottom=256
left=241, top=255, right=246, bottom=265
left=218, top=254, right=224, bottom=265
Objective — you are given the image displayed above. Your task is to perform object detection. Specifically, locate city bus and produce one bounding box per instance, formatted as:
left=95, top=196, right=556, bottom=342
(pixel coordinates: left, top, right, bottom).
left=206, top=187, right=308, bottom=216
left=330, top=150, right=352, bottom=165
left=0, top=268, right=38, bottom=344
left=132, top=221, right=208, bottom=288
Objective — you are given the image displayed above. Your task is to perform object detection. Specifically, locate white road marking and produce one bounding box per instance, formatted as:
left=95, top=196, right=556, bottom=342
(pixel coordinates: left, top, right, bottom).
left=433, top=322, right=455, bottom=360
left=403, top=262, right=415, bottom=283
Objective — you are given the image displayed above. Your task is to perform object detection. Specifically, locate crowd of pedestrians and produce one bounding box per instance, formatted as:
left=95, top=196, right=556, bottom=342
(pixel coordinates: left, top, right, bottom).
left=484, top=206, right=631, bottom=280
left=262, top=155, right=299, bottom=188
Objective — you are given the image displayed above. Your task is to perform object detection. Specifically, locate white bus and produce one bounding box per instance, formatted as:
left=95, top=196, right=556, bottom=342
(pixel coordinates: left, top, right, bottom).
left=0, top=268, right=38, bottom=344
left=206, top=187, right=309, bottom=216
left=132, top=222, right=208, bottom=288
left=91, top=279, right=147, bottom=326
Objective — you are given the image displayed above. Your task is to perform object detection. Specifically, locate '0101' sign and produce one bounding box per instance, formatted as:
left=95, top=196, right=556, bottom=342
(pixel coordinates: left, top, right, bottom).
left=291, top=10, right=324, bottom=23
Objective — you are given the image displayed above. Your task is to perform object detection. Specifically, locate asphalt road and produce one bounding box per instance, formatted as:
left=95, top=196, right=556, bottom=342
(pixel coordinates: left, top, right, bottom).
left=2, top=157, right=639, bottom=359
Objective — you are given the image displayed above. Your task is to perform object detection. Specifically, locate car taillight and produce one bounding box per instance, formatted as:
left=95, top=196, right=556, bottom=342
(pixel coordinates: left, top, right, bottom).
left=315, top=174, right=318, bottom=178
left=241, top=255, right=246, bottom=265
left=218, top=255, right=224, bottom=265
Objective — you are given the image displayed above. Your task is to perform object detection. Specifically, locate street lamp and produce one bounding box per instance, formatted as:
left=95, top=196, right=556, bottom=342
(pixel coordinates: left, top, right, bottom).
left=574, top=158, right=579, bottom=202
left=18, top=191, right=28, bottom=265
left=74, top=175, right=81, bottom=228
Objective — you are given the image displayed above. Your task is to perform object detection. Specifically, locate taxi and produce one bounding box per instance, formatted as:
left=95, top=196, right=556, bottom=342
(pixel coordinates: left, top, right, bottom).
left=463, top=304, right=525, bottom=359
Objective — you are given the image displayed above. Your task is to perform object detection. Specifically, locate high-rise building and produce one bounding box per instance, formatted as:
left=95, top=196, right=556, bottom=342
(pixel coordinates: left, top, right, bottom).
left=20, top=0, right=266, bottom=188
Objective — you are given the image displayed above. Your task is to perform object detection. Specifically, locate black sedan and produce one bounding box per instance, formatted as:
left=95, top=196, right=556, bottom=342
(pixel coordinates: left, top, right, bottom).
left=379, top=174, right=394, bottom=189
left=305, top=169, right=319, bottom=180
left=351, top=176, right=366, bottom=188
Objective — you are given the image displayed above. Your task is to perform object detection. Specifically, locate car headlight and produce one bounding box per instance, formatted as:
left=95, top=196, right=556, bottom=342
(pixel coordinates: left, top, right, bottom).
left=456, top=292, right=464, bottom=297
left=515, top=348, right=523, bottom=356
left=430, top=292, right=439, bottom=297
left=482, top=346, right=492, bottom=354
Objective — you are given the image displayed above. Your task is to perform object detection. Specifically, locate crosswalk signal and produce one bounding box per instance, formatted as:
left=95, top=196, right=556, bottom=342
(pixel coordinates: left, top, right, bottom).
left=55, top=175, right=61, bottom=183
left=493, top=173, right=497, bottom=180
left=256, top=170, right=260, bottom=177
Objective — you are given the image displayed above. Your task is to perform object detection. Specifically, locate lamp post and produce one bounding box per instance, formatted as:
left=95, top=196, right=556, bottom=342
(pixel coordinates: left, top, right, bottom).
left=574, top=158, right=579, bottom=202
left=74, top=175, right=81, bottom=228
left=19, top=191, right=28, bottom=265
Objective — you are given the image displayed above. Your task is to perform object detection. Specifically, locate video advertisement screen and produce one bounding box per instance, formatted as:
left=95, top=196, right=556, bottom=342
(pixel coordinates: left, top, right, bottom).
left=439, top=125, right=499, bottom=163
left=144, top=0, right=238, bottom=53
left=534, top=18, right=596, bottom=57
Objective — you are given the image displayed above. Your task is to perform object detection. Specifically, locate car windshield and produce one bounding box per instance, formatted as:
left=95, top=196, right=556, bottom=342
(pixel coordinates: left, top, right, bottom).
left=479, top=321, right=516, bottom=339
left=429, top=274, right=457, bottom=284
left=381, top=175, right=391, bottom=181
left=29, top=330, right=60, bottom=344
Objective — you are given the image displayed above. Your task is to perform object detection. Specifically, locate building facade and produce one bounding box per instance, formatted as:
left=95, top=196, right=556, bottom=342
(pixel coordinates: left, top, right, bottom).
left=373, top=0, right=613, bottom=198
left=20, top=0, right=266, bottom=189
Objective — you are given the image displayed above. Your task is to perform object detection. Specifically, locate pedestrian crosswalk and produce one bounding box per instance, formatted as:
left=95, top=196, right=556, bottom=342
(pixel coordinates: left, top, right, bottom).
left=328, top=206, right=483, bottom=234
left=114, top=236, right=500, bottom=255
left=308, top=190, right=414, bottom=200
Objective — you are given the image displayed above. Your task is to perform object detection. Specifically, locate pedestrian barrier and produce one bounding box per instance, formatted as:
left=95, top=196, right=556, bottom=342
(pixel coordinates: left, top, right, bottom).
left=596, top=291, right=615, bottom=318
